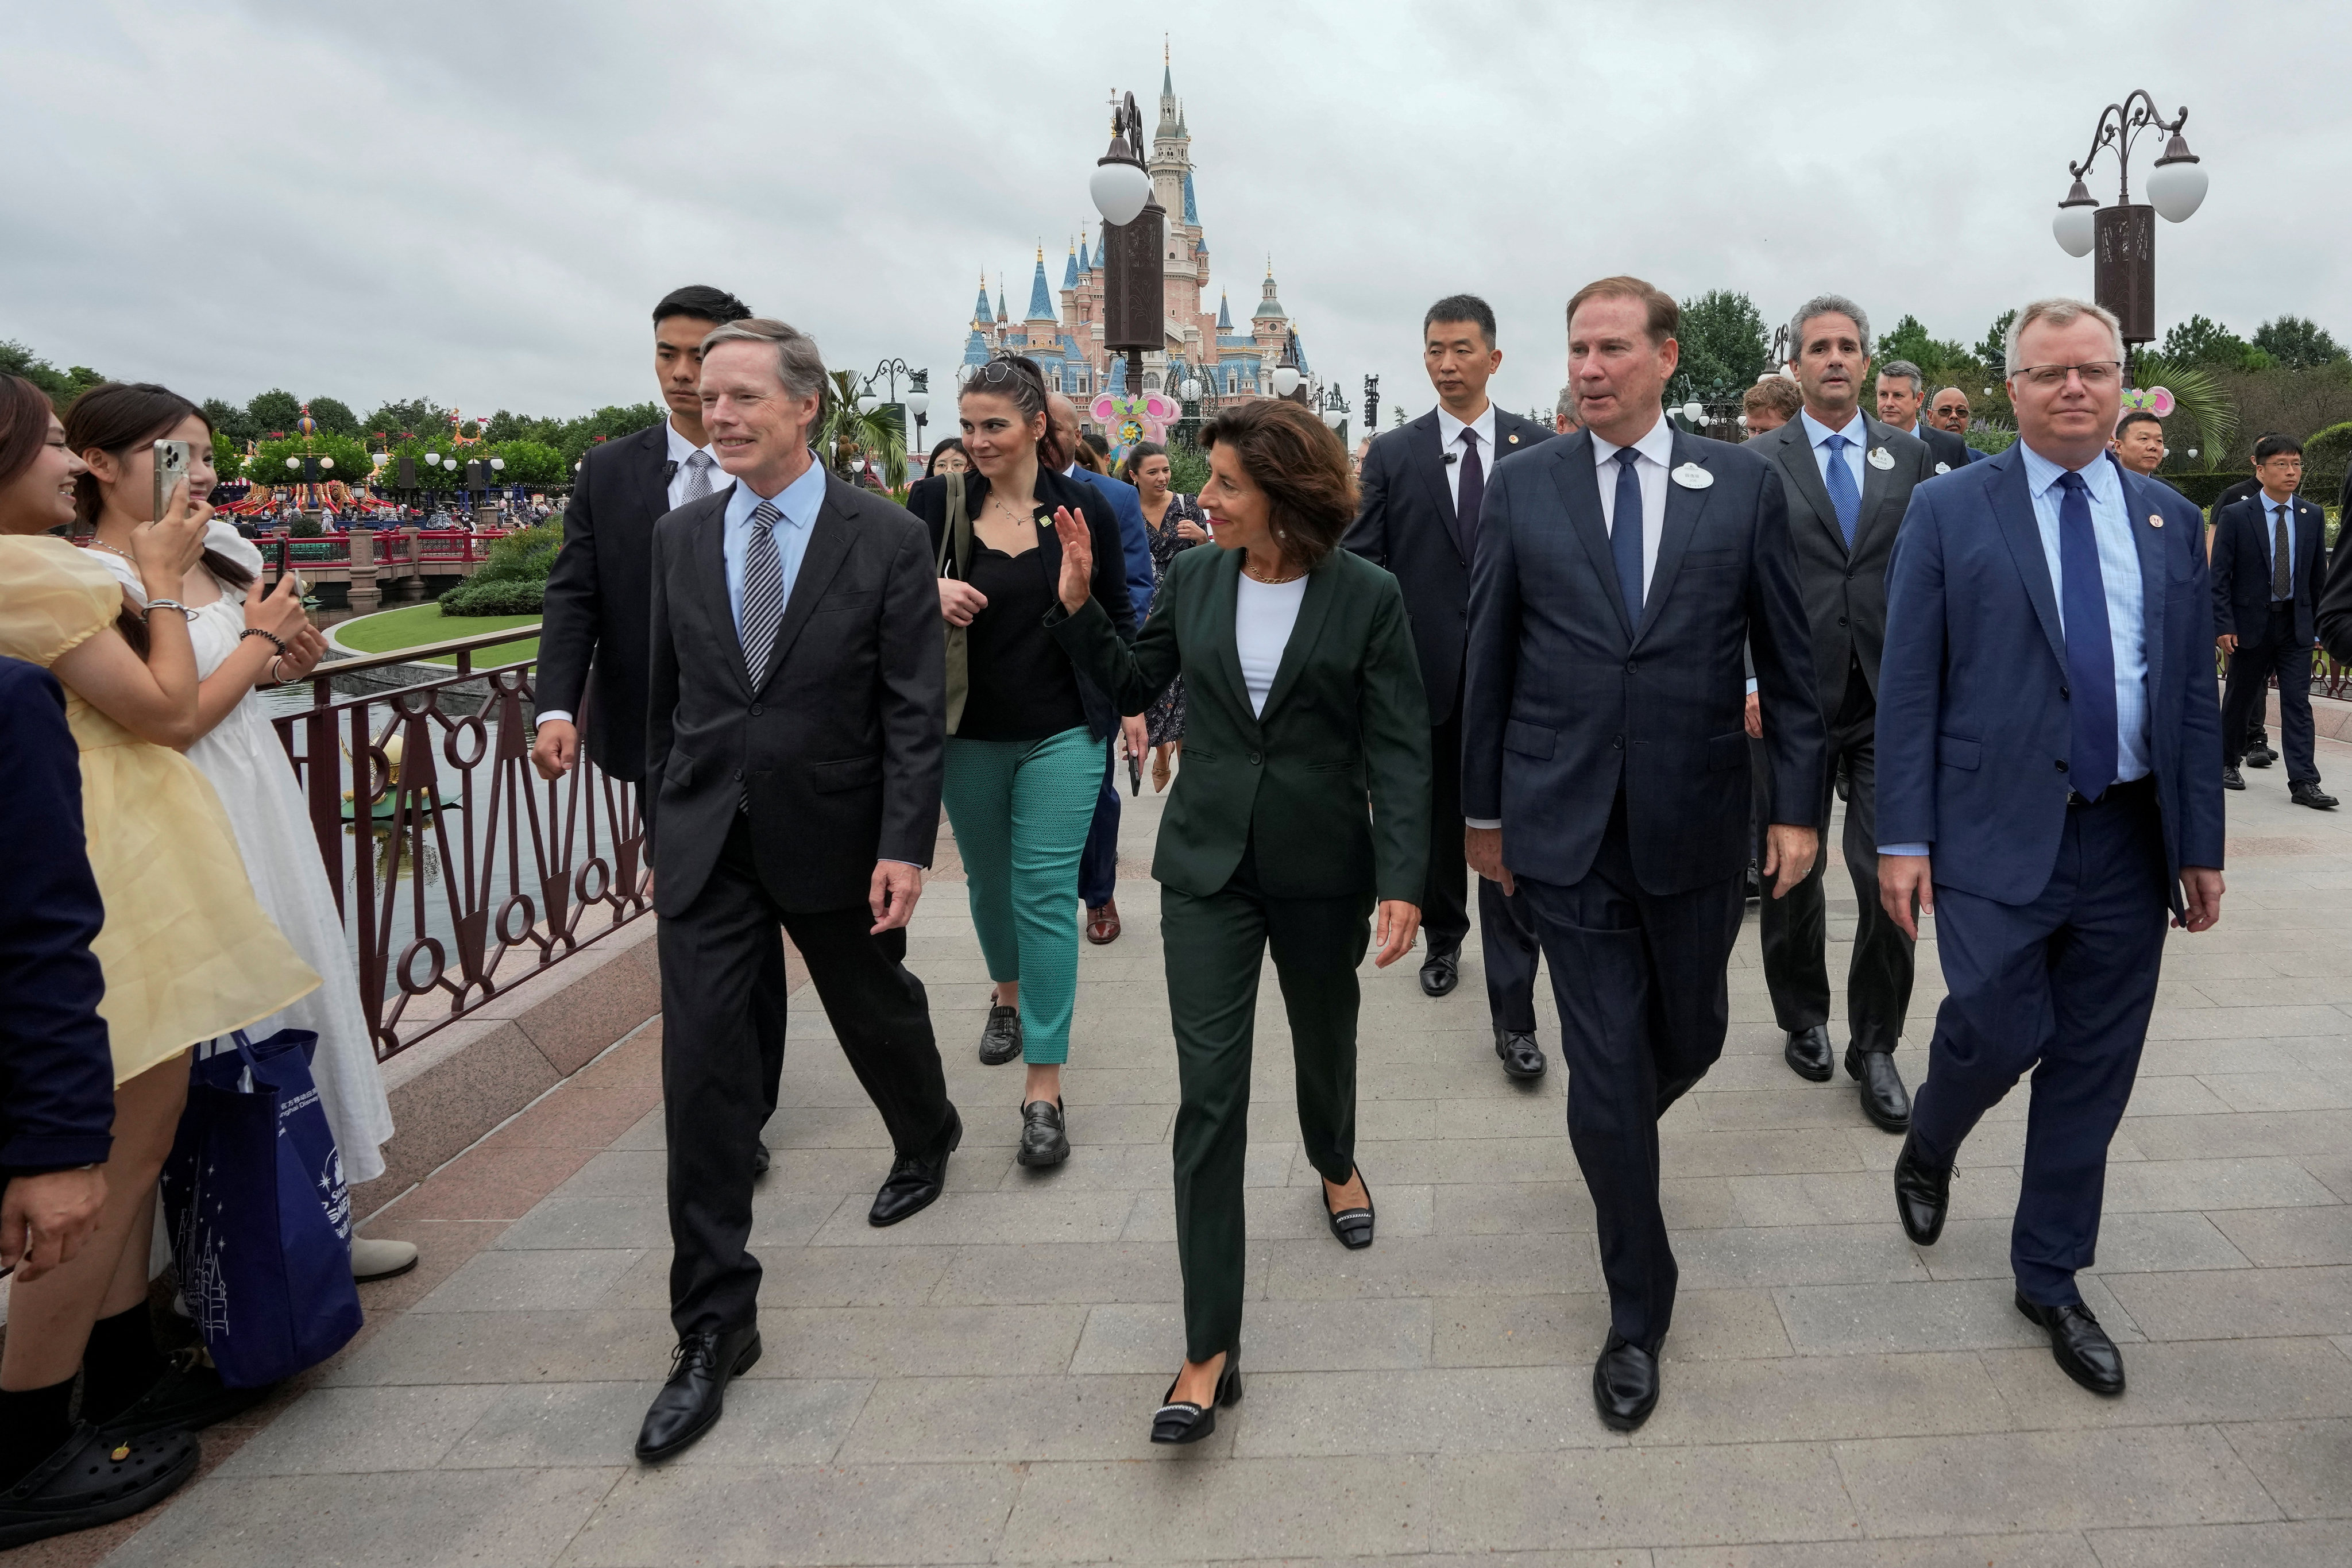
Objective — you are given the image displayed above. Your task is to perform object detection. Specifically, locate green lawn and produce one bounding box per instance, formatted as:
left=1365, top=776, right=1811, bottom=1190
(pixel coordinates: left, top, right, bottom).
left=335, top=603, right=541, bottom=667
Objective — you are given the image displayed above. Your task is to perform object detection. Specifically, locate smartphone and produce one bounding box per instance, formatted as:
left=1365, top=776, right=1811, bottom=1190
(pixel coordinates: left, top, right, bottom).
left=152, top=438, right=192, bottom=521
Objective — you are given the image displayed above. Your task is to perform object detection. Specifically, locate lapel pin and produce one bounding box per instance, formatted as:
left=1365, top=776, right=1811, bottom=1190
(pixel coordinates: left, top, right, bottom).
left=1671, top=462, right=1713, bottom=489
left=1934, top=462, right=1952, bottom=475
left=1867, top=446, right=1895, bottom=470
left=1508, top=432, right=1520, bottom=444
left=2148, top=513, right=2164, bottom=528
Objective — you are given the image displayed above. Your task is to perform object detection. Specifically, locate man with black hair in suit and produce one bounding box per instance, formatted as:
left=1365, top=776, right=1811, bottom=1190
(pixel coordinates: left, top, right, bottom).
left=2111, top=410, right=2169, bottom=481
left=2214, top=432, right=2335, bottom=808
left=1345, top=293, right=1557, bottom=1084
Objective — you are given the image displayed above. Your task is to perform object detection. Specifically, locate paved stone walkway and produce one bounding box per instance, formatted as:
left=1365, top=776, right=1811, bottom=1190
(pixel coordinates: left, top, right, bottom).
left=48, top=746, right=2352, bottom=1566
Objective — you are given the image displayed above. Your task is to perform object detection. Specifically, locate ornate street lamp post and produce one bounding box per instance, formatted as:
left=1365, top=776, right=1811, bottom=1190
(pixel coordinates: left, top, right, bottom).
left=2051, top=92, right=2208, bottom=353
left=1091, top=91, right=1163, bottom=399
left=1320, top=383, right=1351, bottom=447
left=858, top=358, right=931, bottom=450
left=1362, top=374, right=1380, bottom=435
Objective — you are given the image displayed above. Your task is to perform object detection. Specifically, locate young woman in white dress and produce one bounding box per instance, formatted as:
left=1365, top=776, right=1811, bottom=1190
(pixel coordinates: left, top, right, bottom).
left=67, top=384, right=410, bottom=1282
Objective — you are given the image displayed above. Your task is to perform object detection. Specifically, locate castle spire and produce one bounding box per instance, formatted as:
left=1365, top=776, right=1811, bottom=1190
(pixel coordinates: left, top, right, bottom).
left=1025, top=244, right=1055, bottom=321
left=1063, top=237, right=1079, bottom=289
left=1157, top=41, right=1179, bottom=136
left=972, top=271, right=991, bottom=325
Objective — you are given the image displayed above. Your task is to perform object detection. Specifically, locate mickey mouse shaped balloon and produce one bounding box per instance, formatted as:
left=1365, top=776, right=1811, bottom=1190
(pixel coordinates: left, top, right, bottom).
left=2119, top=385, right=2176, bottom=417
left=1091, top=391, right=1181, bottom=464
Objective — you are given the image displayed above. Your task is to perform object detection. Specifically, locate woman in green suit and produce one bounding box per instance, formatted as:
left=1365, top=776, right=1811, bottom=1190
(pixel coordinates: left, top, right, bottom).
left=1045, top=398, right=1431, bottom=1443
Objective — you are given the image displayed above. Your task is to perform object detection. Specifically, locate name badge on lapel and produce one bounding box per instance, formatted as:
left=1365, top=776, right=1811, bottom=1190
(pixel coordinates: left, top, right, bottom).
left=1671, top=462, right=1713, bottom=489
left=1867, top=446, right=1895, bottom=470
left=2148, top=513, right=2164, bottom=529
left=1934, top=462, right=1952, bottom=475
left=1507, top=432, right=1521, bottom=445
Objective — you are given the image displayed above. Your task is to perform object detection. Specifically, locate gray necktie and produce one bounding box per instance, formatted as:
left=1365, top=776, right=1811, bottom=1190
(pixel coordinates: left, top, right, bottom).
left=739, top=501, right=786, bottom=681
left=680, top=449, right=717, bottom=503
left=2273, top=504, right=2293, bottom=602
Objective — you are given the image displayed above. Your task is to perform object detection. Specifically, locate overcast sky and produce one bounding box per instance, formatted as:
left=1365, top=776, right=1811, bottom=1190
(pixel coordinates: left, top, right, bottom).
left=7, top=2, right=2346, bottom=434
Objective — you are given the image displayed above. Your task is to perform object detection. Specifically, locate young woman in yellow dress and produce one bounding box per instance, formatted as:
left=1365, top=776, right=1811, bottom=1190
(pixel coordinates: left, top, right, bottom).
left=0, top=374, right=319, bottom=1516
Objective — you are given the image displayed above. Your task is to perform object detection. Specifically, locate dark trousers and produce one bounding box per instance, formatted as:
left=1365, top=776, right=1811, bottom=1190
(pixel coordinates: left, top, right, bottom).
left=1519, top=794, right=1743, bottom=1350
left=1907, top=779, right=2168, bottom=1307
left=1079, top=739, right=1119, bottom=908
left=1162, top=840, right=1371, bottom=1362
left=642, top=777, right=786, bottom=1121
left=2221, top=604, right=2316, bottom=782
left=1426, top=704, right=1544, bottom=1029
left=1759, top=669, right=1915, bottom=1052
left=659, top=817, right=953, bottom=1335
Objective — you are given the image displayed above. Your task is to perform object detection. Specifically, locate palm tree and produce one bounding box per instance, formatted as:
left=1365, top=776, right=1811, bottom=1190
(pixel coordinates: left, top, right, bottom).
left=2126, top=352, right=2237, bottom=471
left=814, top=368, right=908, bottom=489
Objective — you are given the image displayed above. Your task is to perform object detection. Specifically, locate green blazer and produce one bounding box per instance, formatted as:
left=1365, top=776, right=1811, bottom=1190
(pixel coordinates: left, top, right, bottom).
left=1047, top=544, right=1431, bottom=903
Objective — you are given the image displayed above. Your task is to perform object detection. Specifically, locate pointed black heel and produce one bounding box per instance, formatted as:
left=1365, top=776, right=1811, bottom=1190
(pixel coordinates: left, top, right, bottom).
left=1149, top=1349, right=1242, bottom=1445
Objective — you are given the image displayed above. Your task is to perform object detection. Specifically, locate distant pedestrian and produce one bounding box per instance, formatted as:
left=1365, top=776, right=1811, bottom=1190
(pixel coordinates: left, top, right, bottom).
left=2214, top=432, right=2334, bottom=808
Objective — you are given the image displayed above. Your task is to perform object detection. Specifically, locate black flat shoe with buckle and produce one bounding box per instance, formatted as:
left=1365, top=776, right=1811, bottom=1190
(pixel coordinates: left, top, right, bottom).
left=1323, top=1167, right=1375, bottom=1250
left=1149, top=1349, right=1242, bottom=1445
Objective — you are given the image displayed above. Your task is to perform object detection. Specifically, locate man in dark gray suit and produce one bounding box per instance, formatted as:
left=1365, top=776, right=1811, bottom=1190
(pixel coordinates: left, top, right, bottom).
left=1751, top=297, right=1938, bottom=1131
left=1875, top=358, right=1973, bottom=474
left=1463, top=276, right=1824, bottom=1430
left=632, top=319, right=959, bottom=1463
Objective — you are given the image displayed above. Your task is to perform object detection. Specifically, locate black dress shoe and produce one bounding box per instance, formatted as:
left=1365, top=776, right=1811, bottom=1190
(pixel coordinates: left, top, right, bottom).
left=752, top=1141, right=771, bottom=1177
left=1893, top=1133, right=1952, bottom=1245
left=1149, top=1349, right=1242, bottom=1444
left=634, top=1322, right=762, bottom=1461
left=1784, top=1025, right=1833, bottom=1083
left=1495, top=1027, right=1547, bottom=1082
left=97, top=1347, right=273, bottom=1440
left=0, top=1423, right=199, bottom=1550
left=2015, top=1292, right=2126, bottom=1395
left=2245, top=743, right=2277, bottom=768
left=869, top=1106, right=961, bottom=1226
left=1846, top=1046, right=1911, bottom=1132
left=1592, top=1334, right=1660, bottom=1431
left=2222, top=766, right=2245, bottom=791
left=1419, top=949, right=1459, bottom=998
left=1323, top=1167, right=1374, bottom=1249
left=1017, top=1099, right=1069, bottom=1168
left=2291, top=779, right=2339, bottom=810
left=978, top=1003, right=1022, bottom=1065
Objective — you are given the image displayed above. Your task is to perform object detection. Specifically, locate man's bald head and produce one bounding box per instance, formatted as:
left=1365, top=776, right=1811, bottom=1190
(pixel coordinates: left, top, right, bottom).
left=1045, top=393, right=1082, bottom=469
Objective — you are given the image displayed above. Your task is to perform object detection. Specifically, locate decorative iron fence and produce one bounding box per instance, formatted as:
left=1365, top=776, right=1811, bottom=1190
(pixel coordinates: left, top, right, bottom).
left=269, top=625, right=648, bottom=1062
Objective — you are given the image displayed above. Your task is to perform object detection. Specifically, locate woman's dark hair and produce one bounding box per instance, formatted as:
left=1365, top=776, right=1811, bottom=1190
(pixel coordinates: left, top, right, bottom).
left=0, top=373, right=53, bottom=495
left=63, top=381, right=254, bottom=654
left=1119, top=441, right=1167, bottom=485
left=1199, top=399, right=1357, bottom=570
left=925, top=437, right=967, bottom=473
left=960, top=355, right=1051, bottom=462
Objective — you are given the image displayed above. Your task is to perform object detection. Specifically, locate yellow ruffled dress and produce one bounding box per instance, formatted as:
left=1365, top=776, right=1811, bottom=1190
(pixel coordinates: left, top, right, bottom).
left=0, top=535, right=319, bottom=1084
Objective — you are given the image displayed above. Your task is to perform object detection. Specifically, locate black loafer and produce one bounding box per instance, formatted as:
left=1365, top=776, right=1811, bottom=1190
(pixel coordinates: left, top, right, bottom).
left=634, top=1322, right=763, bottom=1461
left=869, top=1106, right=961, bottom=1226
left=1592, top=1334, right=1660, bottom=1431
left=1419, top=949, right=1459, bottom=998
left=1495, top=1028, right=1547, bottom=1083
left=1893, top=1133, right=1952, bottom=1245
left=1784, top=1025, right=1833, bottom=1082
left=1150, top=1349, right=1242, bottom=1445
left=2291, top=780, right=2339, bottom=810
left=2222, top=766, right=2245, bottom=791
left=1846, top=1046, right=1911, bottom=1132
left=978, top=1003, right=1022, bottom=1065
left=1323, top=1167, right=1375, bottom=1250
left=0, top=1423, right=199, bottom=1550
left=1017, top=1098, right=1069, bottom=1168
left=752, top=1141, right=771, bottom=1177
left=2016, top=1292, right=2126, bottom=1395
left=97, top=1347, right=273, bottom=1440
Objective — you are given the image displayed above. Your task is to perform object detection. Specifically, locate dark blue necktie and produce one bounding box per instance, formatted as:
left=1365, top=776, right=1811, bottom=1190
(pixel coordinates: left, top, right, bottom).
left=1455, top=428, right=1485, bottom=562
left=1611, top=447, right=1644, bottom=623
left=2057, top=470, right=2117, bottom=801
left=1822, top=433, right=1861, bottom=548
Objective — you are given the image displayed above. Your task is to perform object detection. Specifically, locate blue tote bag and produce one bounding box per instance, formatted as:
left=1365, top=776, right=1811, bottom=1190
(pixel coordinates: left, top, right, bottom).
left=160, top=1029, right=364, bottom=1387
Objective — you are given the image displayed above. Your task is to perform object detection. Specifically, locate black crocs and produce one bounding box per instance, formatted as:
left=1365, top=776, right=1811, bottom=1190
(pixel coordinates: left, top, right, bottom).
left=98, top=1346, right=273, bottom=1440
left=0, top=1422, right=199, bottom=1549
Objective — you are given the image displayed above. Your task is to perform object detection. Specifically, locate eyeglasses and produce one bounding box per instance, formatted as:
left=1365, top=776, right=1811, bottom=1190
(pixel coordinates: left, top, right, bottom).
left=2015, top=361, right=2122, bottom=389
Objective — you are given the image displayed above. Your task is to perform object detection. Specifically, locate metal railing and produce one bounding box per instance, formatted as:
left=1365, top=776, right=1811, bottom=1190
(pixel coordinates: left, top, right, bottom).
left=269, top=625, right=648, bottom=1061
left=253, top=528, right=513, bottom=574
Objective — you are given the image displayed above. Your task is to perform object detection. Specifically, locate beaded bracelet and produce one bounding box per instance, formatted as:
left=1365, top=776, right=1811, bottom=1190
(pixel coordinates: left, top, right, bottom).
left=239, top=627, right=288, bottom=654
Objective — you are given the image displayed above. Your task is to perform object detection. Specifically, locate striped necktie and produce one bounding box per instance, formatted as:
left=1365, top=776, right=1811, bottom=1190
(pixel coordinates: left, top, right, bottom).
left=739, top=501, right=786, bottom=682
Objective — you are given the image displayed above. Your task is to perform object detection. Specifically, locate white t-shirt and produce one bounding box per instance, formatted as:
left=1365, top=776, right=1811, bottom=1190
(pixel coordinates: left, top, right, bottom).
left=1234, top=573, right=1308, bottom=717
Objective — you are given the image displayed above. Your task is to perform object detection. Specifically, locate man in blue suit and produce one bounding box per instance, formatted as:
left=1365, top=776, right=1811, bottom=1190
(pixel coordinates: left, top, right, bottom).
left=1878, top=298, right=2227, bottom=1399
left=1464, top=276, right=1825, bottom=1431
left=1048, top=395, right=1157, bottom=944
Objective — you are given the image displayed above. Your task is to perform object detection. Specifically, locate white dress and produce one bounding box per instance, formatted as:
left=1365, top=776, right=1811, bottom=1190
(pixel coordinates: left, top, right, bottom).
left=98, top=529, right=395, bottom=1182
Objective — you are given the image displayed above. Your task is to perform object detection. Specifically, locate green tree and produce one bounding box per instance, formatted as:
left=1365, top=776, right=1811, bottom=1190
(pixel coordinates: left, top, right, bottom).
left=816, top=369, right=907, bottom=488
left=1975, top=310, right=2018, bottom=374
left=2126, top=352, right=2237, bottom=470
left=2250, top=316, right=2345, bottom=370
left=2160, top=314, right=2248, bottom=366
left=304, top=396, right=360, bottom=435
left=201, top=396, right=254, bottom=443
left=246, top=388, right=302, bottom=437
left=1669, top=289, right=1768, bottom=402
left=361, top=397, right=454, bottom=441
left=1, top=341, right=72, bottom=403
left=251, top=431, right=373, bottom=489
left=554, top=401, right=665, bottom=466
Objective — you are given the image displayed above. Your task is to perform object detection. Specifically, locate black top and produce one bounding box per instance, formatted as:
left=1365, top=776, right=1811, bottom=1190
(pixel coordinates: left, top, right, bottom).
left=959, top=530, right=1088, bottom=740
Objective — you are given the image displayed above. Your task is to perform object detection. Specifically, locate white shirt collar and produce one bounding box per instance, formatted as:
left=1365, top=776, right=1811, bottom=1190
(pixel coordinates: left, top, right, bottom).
left=1435, top=401, right=1497, bottom=453
left=1799, top=406, right=1868, bottom=451
left=1589, top=412, right=1675, bottom=469
left=666, top=418, right=715, bottom=467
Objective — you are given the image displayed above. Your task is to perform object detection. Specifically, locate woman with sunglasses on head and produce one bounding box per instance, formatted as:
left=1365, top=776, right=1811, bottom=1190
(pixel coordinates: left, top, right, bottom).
left=904, top=356, right=1133, bottom=1168
left=0, top=374, right=319, bottom=1546
left=65, top=385, right=405, bottom=1280
left=1045, top=397, right=1431, bottom=1443
left=1118, top=442, right=1208, bottom=792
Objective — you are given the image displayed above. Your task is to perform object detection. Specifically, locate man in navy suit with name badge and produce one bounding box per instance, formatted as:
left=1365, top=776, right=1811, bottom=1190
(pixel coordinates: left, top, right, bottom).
left=1878, top=298, right=2226, bottom=1399
left=1463, top=276, right=1824, bottom=1431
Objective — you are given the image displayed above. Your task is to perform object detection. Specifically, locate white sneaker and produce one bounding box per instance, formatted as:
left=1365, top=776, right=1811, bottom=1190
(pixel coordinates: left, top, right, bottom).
left=350, top=1236, right=420, bottom=1281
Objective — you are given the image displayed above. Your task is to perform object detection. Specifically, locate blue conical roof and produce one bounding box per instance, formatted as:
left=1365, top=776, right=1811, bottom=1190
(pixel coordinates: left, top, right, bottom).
left=1182, top=171, right=1199, bottom=226
left=1216, top=292, right=1233, bottom=331
left=971, top=273, right=991, bottom=323
left=1026, top=248, right=1054, bottom=320
left=1063, top=240, right=1078, bottom=289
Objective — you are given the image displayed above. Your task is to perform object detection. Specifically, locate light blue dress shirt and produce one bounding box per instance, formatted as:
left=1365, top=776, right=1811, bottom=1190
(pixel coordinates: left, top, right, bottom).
left=1879, top=446, right=2150, bottom=857
left=722, top=451, right=828, bottom=634
left=1799, top=407, right=1871, bottom=495
left=2258, top=491, right=2300, bottom=600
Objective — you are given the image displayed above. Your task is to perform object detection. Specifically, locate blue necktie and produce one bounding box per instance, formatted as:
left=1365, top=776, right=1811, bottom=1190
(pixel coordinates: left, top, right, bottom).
left=1611, top=447, right=1644, bottom=624
left=2057, top=470, right=2117, bottom=801
left=1822, top=433, right=1861, bottom=549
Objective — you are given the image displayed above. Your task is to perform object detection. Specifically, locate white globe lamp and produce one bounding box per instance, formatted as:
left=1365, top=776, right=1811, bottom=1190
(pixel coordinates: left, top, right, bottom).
left=2146, top=133, right=2208, bottom=223
left=2053, top=177, right=2098, bottom=258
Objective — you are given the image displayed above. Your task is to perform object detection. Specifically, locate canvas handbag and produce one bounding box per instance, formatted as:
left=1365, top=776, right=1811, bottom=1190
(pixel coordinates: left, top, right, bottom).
left=934, top=470, right=975, bottom=732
